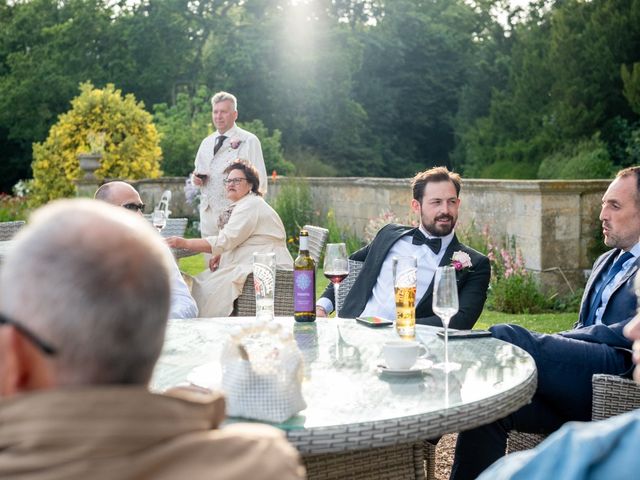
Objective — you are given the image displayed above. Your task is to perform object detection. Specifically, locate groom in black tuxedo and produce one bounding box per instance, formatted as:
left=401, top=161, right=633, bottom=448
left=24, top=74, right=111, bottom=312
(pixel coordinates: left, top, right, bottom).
left=316, top=166, right=491, bottom=330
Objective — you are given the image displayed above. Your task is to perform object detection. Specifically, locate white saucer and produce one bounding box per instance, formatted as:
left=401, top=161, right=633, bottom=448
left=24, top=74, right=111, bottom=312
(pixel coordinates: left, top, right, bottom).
left=377, top=359, right=433, bottom=376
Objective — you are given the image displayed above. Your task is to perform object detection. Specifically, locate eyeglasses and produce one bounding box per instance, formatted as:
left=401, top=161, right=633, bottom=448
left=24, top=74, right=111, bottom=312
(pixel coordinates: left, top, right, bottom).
left=122, top=203, right=145, bottom=213
left=0, top=312, right=57, bottom=356
left=223, top=178, right=247, bottom=186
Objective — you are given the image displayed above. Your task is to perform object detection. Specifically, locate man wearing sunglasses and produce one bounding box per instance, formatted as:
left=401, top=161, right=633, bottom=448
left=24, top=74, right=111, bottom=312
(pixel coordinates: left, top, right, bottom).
left=95, top=181, right=198, bottom=319
left=0, top=199, right=304, bottom=480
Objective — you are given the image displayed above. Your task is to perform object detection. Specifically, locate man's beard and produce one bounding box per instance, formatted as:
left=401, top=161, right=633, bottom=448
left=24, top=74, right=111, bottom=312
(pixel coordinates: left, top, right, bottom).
left=423, top=213, right=457, bottom=237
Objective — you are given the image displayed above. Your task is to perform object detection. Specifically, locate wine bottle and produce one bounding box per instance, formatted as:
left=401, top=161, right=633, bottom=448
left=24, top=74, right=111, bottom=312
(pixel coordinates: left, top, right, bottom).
left=294, top=229, right=316, bottom=322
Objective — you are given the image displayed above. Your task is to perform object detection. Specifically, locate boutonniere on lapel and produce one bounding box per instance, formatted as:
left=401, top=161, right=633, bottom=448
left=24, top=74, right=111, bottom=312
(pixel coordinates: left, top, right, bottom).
left=229, top=137, right=242, bottom=150
left=451, top=251, right=472, bottom=272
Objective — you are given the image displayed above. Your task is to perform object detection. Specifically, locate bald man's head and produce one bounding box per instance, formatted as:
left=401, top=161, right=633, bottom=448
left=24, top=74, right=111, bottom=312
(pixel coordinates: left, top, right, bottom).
left=0, top=199, right=172, bottom=390
left=95, top=181, right=145, bottom=215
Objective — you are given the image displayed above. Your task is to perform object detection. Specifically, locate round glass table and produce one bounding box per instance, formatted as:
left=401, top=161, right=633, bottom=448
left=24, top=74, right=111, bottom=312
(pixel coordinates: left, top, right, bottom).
left=152, top=317, right=537, bottom=479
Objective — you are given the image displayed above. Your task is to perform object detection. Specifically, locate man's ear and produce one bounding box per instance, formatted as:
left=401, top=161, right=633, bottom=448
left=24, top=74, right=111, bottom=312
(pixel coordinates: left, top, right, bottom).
left=411, top=198, right=421, bottom=214
left=0, top=327, right=29, bottom=396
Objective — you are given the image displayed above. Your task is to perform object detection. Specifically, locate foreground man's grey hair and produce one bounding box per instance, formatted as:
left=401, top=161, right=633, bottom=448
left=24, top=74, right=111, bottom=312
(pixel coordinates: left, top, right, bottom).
left=0, top=199, right=173, bottom=386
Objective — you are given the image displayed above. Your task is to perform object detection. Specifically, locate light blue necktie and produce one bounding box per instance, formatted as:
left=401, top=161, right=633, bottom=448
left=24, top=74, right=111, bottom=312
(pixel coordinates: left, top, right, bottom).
left=584, top=251, right=633, bottom=326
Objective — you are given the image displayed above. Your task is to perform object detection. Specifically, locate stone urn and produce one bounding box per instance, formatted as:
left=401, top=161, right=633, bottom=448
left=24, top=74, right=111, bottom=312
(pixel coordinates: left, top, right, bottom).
left=77, top=152, right=102, bottom=181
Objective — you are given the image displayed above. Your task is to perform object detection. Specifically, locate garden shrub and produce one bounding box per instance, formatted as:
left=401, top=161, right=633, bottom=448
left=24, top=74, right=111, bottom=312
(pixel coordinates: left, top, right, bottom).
left=324, top=209, right=364, bottom=258
left=287, top=147, right=338, bottom=177
left=30, top=82, right=162, bottom=206
left=537, top=136, right=614, bottom=179
left=272, top=177, right=315, bottom=255
left=153, top=88, right=211, bottom=176
left=458, top=224, right=549, bottom=314
left=239, top=119, right=295, bottom=176
left=0, top=194, right=30, bottom=222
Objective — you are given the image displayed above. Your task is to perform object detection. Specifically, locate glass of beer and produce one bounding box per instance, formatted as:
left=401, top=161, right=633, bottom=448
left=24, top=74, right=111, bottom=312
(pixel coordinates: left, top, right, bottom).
left=393, top=255, right=417, bottom=339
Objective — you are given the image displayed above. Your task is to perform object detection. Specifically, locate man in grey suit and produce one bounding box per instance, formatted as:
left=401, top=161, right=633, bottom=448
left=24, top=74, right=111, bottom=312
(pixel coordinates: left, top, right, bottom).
left=316, top=166, right=491, bottom=330
left=451, top=166, right=640, bottom=479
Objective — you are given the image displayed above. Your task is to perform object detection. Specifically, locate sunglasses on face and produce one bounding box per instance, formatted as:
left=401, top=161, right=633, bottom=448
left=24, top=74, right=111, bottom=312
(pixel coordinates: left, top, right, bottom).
left=0, top=312, right=57, bottom=356
left=122, top=203, right=145, bottom=213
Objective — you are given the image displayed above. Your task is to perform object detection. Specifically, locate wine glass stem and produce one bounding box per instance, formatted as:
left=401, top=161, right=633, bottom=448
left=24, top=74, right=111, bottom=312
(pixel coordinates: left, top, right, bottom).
left=444, top=322, right=449, bottom=367
left=334, top=281, right=340, bottom=319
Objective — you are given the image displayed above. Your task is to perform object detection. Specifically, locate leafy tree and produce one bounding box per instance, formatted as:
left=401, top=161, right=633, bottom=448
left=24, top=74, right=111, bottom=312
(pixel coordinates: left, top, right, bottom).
left=154, top=87, right=212, bottom=176
left=537, top=136, right=615, bottom=179
left=622, top=62, right=640, bottom=115
left=457, top=0, right=640, bottom=178
left=354, top=0, right=484, bottom=176
left=239, top=119, right=295, bottom=176
left=30, top=82, right=162, bottom=205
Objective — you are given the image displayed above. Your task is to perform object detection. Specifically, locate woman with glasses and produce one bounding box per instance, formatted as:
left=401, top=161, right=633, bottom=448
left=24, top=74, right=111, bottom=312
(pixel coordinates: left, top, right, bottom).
left=167, top=160, right=292, bottom=317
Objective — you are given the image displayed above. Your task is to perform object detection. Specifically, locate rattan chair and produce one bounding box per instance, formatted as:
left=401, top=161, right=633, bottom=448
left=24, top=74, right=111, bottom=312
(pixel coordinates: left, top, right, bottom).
left=336, top=259, right=364, bottom=313
left=233, top=270, right=294, bottom=316
left=0, top=220, right=26, bottom=240
left=145, top=217, right=194, bottom=259
left=159, top=217, right=188, bottom=238
left=591, top=373, right=640, bottom=420
left=302, top=224, right=329, bottom=264
left=507, top=372, right=640, bottom=453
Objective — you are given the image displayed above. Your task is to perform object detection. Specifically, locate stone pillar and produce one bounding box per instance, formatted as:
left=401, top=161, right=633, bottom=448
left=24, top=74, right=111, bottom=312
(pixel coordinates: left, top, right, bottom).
left=75, top=152, right=102, bottom=198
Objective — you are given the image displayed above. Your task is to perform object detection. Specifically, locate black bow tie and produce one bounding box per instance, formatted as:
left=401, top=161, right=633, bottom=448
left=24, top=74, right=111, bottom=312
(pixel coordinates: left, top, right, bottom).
left=412, top=229, right=442, bottom=254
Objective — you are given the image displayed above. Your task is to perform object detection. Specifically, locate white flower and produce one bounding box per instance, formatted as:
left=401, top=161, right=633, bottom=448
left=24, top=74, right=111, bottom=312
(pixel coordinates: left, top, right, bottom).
left=451, top=251, right=472, bottom=271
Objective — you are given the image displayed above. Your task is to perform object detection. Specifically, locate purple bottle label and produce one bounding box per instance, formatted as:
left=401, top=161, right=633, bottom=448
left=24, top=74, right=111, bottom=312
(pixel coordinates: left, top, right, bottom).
left=294, top=270, right=315, bottom=311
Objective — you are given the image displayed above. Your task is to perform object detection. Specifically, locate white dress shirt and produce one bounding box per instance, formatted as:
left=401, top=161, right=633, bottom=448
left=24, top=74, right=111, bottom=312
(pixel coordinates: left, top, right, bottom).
left=168, top=252, right=199, bottom=319
left=318, top=226, right=454, bottom=318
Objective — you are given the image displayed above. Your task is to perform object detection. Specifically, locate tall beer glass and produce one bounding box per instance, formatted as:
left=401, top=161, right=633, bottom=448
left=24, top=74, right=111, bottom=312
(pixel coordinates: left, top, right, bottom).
left=393, top=256, right=417, bottom=339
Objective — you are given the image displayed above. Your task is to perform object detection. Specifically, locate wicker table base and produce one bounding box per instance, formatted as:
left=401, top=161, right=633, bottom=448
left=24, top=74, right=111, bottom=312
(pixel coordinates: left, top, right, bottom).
left=303, top=441, right=435, bottom=480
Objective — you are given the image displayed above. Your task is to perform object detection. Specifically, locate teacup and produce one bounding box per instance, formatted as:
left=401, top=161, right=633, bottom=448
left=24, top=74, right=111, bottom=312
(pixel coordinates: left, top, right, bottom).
left=382, top=340, right=427, bottom=370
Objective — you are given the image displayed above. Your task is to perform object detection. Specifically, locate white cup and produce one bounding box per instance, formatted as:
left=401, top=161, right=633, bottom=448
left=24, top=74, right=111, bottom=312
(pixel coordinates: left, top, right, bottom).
left=382, top=340, right=427, bottom=370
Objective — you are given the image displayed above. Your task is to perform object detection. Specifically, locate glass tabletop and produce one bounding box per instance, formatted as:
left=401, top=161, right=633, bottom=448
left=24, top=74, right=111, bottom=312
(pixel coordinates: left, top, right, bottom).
left=152, top=317, right=536, bottom=432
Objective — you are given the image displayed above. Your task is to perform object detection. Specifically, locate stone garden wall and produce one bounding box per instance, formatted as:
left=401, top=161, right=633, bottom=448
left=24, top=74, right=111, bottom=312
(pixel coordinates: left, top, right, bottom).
left=131, top=176, right=610, bottom=293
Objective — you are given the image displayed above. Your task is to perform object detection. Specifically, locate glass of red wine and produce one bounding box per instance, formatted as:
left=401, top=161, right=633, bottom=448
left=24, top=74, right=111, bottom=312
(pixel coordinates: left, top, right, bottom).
left=323, top=243, right=349, bottom=318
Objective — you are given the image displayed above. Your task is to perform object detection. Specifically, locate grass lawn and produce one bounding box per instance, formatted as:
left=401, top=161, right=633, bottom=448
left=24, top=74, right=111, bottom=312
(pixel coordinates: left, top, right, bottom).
left=180, top=254, right=577, bottom=334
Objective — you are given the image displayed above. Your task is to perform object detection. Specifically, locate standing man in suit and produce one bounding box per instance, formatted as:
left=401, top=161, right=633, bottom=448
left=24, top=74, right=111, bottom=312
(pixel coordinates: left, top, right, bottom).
left=316, top=166, right=491, bottom=329
left=192, top=91, right=267, bottom=267
left=451, top=166, right=640, bottom=480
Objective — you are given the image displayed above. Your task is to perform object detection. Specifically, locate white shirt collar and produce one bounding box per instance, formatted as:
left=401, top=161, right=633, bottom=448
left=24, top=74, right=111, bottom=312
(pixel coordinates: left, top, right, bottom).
left=419, top=225, right=455, bottom=243
left=216, top=124, right=238, bottom=137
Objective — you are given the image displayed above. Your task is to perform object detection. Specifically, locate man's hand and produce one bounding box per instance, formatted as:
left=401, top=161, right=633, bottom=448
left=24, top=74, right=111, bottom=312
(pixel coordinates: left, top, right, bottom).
left=209, top=255, right=221, bottom=272
left=166, top=236, right=184, bottom=249
left=192, top=172, right=205, bottom=187
left=316, top=306, right=328, bottom=317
